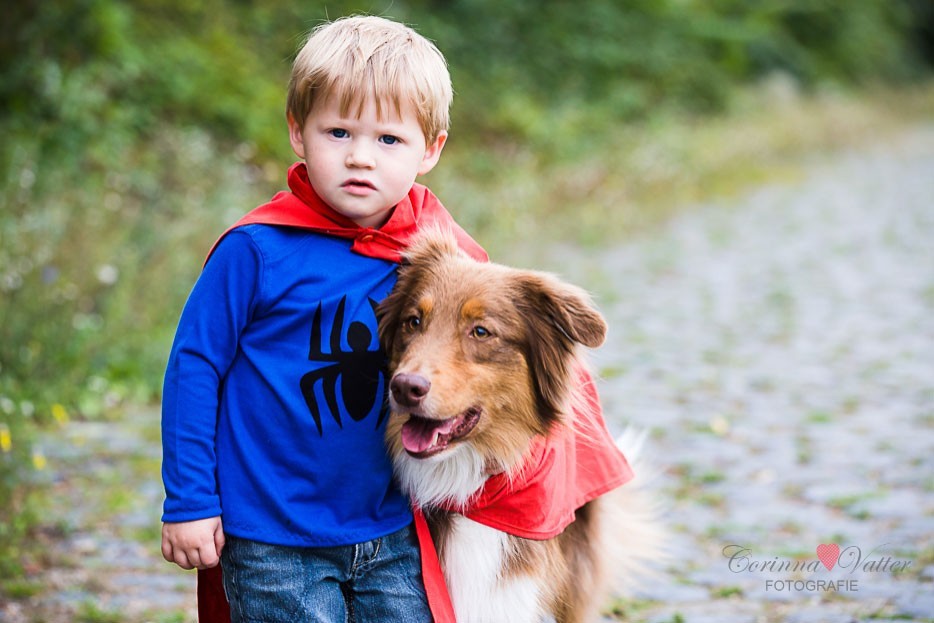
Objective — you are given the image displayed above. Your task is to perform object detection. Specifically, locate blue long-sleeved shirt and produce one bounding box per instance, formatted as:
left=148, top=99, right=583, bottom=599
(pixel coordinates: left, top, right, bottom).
left=161, top=225, right=412, bottom=546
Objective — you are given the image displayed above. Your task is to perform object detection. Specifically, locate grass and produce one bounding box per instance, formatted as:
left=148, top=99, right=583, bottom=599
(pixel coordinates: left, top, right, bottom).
left=668, top=463, right=729, bottom=509
left=76, top=602, right=125, bottom=623
left=0, top=578, right=44, bottom=599
left=602, top=596, right=663, bottom=621
left=806, top=411, right=835, bottom=424
left=826, top=492, right=876, bottom=512
left=711, top=585, right=744, bottom=599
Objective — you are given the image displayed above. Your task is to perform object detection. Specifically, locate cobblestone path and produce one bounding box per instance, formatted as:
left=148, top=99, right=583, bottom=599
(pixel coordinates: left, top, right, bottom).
left=561, top=126, right=934, bottom=622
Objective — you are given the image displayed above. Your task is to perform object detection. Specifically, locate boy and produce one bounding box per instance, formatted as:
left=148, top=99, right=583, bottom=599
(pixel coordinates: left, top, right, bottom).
left=161, top=15, right=484, bottom=622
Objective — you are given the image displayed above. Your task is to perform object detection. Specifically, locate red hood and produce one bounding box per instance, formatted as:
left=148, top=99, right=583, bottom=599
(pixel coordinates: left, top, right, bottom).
left=207, top=161, right=487, bottom=264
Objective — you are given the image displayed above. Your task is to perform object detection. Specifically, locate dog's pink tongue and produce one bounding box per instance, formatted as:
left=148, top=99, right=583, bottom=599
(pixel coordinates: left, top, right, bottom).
left=401, top=417, right=456, bottom=454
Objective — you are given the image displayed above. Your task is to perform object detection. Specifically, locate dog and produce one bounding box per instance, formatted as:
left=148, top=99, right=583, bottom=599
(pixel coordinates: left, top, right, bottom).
left=377, top=231, right=663, bottom=623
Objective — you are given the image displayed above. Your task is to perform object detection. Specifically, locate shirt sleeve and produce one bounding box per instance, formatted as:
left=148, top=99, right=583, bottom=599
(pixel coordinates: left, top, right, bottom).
left=161, top=230, right=263, bottom=522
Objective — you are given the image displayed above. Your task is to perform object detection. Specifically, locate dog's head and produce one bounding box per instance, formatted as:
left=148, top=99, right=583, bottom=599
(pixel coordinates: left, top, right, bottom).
left=377, top=230, right=607, bottom=479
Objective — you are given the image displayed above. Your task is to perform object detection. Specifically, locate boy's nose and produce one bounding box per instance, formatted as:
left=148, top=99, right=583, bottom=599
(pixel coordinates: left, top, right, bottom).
left=346, top=141, right=376, bottom=168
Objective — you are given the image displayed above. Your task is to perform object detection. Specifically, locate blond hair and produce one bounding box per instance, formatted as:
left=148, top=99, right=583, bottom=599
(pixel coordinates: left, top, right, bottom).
left=287, top=15, right=452, bottom=144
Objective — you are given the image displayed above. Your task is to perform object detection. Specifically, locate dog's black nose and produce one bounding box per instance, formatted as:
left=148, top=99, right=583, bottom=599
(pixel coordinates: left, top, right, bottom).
left=390, top=373, right=431, bottom=408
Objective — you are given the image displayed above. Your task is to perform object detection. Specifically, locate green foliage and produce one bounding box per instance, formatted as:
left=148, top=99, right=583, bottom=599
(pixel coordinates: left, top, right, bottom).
left=407, top=0, right=922, bottom=151
left=0, top=434, right=42, bottom=581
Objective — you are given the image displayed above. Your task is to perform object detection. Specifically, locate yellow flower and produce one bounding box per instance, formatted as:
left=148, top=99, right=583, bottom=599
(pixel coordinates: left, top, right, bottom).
left=0, top=424, right=11, bottom=453
left=32, top=448, right=47, bottom=471
left=51, top=403, right=69, bottom=425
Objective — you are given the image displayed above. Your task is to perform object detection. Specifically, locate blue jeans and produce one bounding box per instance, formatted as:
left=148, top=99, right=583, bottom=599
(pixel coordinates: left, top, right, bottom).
left=220, top=524, right=431, bottom=623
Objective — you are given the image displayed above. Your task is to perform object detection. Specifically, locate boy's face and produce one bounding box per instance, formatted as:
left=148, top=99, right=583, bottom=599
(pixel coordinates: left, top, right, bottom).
left=289, top=96, right=447, bottom=229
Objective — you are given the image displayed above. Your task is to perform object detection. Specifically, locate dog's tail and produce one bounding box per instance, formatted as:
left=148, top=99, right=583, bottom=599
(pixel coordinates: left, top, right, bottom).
left=599, top=427, right=669, bottom=596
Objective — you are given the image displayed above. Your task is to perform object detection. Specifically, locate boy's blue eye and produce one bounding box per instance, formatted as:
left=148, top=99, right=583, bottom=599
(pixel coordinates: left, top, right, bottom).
left=329, top=129, right=348, bottom=139
left=380, top=135, right=399, bottom=145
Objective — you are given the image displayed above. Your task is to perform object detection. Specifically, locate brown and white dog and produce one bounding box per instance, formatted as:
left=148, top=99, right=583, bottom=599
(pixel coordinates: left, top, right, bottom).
left=377, top=231, right=663, bottom=623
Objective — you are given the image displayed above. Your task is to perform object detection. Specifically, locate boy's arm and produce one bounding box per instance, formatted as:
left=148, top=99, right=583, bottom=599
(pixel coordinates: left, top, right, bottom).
left=161, top=230, right=262, bottom=549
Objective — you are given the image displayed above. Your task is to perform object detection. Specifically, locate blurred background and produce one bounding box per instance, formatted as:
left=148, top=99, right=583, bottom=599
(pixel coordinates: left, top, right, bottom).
left=1, top=1, right=933, bottom=620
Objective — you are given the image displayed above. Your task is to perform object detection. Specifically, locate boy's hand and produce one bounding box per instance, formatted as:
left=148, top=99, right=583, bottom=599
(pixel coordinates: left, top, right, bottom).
left=162, top=516, right=225, bottom=570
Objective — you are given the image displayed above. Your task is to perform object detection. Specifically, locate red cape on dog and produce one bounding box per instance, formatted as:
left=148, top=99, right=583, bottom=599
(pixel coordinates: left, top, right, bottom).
left=195, top=162, right=632, bottom=623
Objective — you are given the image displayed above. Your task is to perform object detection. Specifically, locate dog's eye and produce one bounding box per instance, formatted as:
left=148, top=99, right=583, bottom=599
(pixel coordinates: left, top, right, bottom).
left=471, top=325, right=492, bottom=339
left=403, top=315, right=421, bottom=331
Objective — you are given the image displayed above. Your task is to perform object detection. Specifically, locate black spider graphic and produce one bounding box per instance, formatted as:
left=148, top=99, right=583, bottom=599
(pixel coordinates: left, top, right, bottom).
left=300, top=296, right=387, bottom=435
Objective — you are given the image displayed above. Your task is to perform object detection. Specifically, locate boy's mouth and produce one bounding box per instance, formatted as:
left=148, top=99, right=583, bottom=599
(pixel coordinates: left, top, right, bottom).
left=342, top=179, right=376, bottom=192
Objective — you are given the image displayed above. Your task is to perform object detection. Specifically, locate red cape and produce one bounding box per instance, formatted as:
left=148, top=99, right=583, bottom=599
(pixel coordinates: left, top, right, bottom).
left=196, top=163, right=631, bottom=623
left=447, top=367, right=632, bottom=539
left=206, top=162, right=486, bottom=265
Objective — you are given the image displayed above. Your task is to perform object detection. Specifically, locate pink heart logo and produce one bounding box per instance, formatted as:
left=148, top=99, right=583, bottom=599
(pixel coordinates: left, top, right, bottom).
left=817, top=544, right=840, bottom=571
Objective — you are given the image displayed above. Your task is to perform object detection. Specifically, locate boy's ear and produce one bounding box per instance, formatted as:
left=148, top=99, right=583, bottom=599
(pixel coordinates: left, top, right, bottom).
left=418, top=131, right=447, bottom=176
left=287, top=112, right=306, bottom=160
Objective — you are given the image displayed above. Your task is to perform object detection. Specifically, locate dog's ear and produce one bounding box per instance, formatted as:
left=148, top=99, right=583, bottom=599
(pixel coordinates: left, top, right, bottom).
left=403, top=227, right=464, bottom=267
left=515, top=272, right=607, bottom=424
left=517, top=272, right=607, bottom=348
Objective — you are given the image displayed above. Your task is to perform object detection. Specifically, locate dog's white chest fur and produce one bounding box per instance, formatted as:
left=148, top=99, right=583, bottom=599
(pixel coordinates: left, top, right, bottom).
left=443, top=516, right=544, bottom=623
